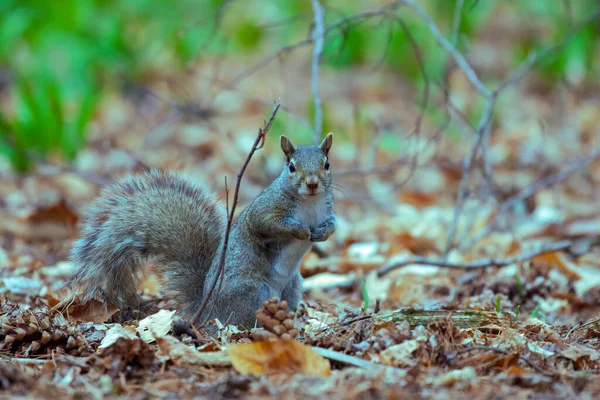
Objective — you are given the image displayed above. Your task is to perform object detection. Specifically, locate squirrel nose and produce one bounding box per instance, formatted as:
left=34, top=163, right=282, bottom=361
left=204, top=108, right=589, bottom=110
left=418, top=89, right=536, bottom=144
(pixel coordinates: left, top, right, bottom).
left=306, top=177, right=319, bottom=190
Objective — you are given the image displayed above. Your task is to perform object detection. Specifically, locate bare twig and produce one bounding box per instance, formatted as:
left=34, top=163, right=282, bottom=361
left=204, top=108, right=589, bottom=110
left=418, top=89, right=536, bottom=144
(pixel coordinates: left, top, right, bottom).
left=191, top=100, right=281, bottom=326
left=228, top=2, right=404, bottom=87
left=310, top=0, right=325, bottom=142
left=377, top=239, right=573, bottom=277
left=449, top=346, right=553, bottom=376
left=463, top=149, right=600, bottom=251
left=443, top=95, right=496, bottom=256
left=311, top=347, right=396, bottom=371
left=357, top=13, right=430, bottom=190
left=565, top=317, right=600, bottom=339
left=401, top=0, right=491, bottom=98
left=494, top=7, right=600, bottom=94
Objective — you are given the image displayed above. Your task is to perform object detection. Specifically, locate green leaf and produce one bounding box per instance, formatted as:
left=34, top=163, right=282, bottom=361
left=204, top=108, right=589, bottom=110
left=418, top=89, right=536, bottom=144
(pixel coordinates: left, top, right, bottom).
left=530, top=303, right=542, bottom=319
left=361, top=279, right=369, bottom=313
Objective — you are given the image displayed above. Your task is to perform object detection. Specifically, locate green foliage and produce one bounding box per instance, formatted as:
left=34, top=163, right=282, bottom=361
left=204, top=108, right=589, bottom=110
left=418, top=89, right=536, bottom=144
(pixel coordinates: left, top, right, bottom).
left=0, top=0, right=226, bottom=169
left=530, top=303, right=542, bottom=319
left=0, top=73, right=99, bottom=171
left=361, top=279, right=369, bottom=313
left=495, top=295, right=501, bottom=313
left=514, top=304, right=520, bottom=321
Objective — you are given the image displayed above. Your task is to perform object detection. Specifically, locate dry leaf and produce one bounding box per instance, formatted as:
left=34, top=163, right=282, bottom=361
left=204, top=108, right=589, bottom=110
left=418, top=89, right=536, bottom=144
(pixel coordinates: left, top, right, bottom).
left=137, top=310, right=175, bottom=343
left=378, top=338, right=424, bottom=367
left=399, top=191, right=437, bottom=208
left=531, top=251, right=580, bottom=281
left=227, top=339, right=331, bottom=376
left=60, top=297, right=119, bottom=323
left=428, top=367, right=477, bottom=387
left=99, top=324, right=138, bottom=349
left=20, top=201, right=79, bottom=240
left=155, top=335, right=231, bottom=368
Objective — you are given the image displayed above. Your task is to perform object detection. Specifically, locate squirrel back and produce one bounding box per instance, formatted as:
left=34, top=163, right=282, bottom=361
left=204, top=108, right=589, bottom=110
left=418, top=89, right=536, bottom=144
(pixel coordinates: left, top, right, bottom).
left=70, top=170, right=225, bottom=310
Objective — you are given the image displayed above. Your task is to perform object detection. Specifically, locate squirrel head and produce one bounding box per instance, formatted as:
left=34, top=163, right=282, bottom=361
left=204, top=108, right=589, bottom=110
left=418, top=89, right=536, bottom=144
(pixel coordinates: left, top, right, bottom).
left=280, top=133, right=333, bottom=199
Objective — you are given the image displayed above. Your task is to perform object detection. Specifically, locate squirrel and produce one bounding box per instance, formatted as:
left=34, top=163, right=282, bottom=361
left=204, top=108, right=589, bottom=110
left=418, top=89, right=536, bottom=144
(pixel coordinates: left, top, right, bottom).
left=69, top=133, right=336, bottom=328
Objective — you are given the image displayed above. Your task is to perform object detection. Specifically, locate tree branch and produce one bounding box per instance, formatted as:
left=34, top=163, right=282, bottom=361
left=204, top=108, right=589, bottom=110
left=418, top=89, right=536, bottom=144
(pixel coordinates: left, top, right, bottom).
left=401, top=0, right=491, bottom=99
left=191, top=100, right=281, bottom=325
left=310, top=0, right=325, bottom=142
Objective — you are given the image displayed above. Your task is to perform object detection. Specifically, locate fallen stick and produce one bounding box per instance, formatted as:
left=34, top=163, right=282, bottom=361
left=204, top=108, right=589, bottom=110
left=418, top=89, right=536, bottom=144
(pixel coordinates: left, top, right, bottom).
left=377, top=239, right=574, bottom=277
left=377, top=308, right=511, bottom=329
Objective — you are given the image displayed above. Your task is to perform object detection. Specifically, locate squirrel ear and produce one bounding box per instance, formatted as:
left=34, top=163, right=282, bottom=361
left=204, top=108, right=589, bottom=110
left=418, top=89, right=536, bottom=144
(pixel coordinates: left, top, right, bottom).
left=280, top=135, right=296, bottom=158
left=320, top=132, right=333, bottom=156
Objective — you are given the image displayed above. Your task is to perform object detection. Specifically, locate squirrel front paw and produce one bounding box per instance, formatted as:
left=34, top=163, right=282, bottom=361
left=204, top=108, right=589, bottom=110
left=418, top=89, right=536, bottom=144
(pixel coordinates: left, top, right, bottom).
left=309, top=226, right=330, bottom=242
left=295, top=225, right=312, bottom=241
left=310, top=219, right=336, bottom=242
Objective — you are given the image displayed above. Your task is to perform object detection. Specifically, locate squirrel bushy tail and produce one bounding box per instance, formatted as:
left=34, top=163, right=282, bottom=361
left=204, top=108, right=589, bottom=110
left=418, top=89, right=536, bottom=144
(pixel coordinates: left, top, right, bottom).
left=70, top=170, right=225, bottom=312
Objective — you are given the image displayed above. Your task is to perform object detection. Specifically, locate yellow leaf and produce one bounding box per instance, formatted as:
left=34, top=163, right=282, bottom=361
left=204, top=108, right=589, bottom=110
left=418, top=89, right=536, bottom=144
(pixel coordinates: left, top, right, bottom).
left=227, top=340, right=331, bottom=376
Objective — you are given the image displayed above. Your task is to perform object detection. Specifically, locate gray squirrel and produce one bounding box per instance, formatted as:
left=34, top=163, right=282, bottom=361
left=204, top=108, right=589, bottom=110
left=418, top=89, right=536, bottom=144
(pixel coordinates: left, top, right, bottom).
left=69, top=133, right=336, bottom=328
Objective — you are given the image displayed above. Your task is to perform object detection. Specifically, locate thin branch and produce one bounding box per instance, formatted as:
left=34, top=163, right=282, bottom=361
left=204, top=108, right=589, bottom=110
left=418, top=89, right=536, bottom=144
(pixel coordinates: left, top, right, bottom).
left=311, top=347, right=394, bottom=370
left=388, top=15, right=430, bottom=191
left=494, top=7, right=600, bottom=94
left=310, top=0, right=325, bottom=142
left=377, top=239, right=573, bottom=278
left=228, top=2, right=404, bottom=87
left=443, top=95, right=496, bottom=257
left=401, top=0, right=491, bottom=99
left=566, top=317, right=600, bottom=339
left=449, top=346, right=553, bottom=376
left=463, top=149, right=600, bottom=251
left=191, top=100, right=281, bottom=326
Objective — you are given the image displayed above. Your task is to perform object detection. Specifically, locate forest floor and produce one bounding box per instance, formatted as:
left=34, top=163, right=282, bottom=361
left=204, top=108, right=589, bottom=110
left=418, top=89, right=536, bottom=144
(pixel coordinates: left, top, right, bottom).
left=2, top=12, right=600, bottom=398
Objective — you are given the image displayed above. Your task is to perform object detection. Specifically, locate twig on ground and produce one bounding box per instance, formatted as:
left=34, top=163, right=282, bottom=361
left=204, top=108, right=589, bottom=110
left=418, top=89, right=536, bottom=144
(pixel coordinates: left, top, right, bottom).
left=449, top=346, right=553, bottom=376
left=311, top=346, right=401, bottom=371
left=377, top=239, right=574, bottom=277
left=565, top=317, right=600, bottom=339
left=310, top=0, right=325, bottom=142
left=191, top=100, right=281, bottom=326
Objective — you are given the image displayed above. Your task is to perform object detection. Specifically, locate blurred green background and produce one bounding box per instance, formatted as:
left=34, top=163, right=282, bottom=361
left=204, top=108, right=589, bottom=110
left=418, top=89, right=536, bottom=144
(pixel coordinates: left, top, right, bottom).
left=0, top=0, right=598, bottom=171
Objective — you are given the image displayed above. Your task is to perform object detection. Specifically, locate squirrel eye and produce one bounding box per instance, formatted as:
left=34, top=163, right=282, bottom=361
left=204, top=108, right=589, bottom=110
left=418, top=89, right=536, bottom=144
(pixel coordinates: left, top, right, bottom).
left=289, top=162, right=296, bottom=173
left=324, top=160, right=330, bottom=170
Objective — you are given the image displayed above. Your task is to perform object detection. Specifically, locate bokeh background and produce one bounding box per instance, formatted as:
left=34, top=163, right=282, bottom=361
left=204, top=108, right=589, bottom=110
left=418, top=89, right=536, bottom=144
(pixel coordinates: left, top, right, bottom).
left=1, top=0, right=598, bottom=173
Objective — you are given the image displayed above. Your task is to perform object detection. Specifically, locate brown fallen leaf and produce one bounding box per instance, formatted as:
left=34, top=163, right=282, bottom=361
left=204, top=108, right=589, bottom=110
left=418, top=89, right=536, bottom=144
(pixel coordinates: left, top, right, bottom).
left=56, top=296, right=119, bottom=323
left=12, top=201, right=79, bottom=240
left=227, top=339, right=331, bottom=377
left=531, top=251, right=580, bottom=281
left=156, top=335, right=231, bottom=368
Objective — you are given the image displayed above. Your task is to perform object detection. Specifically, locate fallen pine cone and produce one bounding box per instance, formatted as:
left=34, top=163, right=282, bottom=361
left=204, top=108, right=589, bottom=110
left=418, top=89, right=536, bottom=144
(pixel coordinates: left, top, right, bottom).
left=0, top=301, right=92, bottom=357
left=252, top=298, right=298, bottom=342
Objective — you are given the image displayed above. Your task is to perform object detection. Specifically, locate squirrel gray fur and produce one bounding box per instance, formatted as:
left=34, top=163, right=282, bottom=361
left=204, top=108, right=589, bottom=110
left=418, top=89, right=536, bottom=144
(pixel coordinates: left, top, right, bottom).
left=69, top=133, right=336, bottom=328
